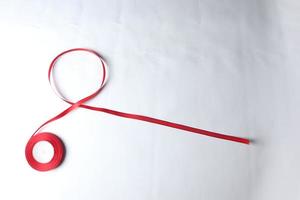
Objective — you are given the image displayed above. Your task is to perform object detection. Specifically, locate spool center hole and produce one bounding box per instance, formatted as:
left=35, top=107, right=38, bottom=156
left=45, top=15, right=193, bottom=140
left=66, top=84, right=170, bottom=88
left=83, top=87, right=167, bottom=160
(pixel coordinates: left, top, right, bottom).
left=33, top=141, right=54, bottom=163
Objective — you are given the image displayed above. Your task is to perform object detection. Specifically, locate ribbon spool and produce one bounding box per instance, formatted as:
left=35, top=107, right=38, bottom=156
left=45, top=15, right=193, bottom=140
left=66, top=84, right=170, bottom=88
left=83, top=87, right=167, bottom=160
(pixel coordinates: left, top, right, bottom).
left=26, top=48, right=250, bottom=172
left=25, top=132, right=64, bottom=171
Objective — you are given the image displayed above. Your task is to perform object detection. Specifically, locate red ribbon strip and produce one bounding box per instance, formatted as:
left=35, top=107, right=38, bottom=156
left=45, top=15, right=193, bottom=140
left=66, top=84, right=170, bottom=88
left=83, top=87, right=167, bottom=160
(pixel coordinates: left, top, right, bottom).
left=25, top=48, right=250, bottom=171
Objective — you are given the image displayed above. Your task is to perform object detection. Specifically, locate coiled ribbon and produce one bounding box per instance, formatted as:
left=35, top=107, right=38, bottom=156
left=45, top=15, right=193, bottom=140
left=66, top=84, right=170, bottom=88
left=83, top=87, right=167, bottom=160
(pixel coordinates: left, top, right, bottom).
left=25, top=48, right=250, bottom=171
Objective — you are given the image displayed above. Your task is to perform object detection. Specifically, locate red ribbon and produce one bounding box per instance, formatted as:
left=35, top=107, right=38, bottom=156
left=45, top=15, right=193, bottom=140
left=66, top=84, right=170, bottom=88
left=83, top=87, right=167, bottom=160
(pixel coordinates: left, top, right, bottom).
left=25, top=132, right=64, bottom=171
left=25, top=48, right=250, bottom=171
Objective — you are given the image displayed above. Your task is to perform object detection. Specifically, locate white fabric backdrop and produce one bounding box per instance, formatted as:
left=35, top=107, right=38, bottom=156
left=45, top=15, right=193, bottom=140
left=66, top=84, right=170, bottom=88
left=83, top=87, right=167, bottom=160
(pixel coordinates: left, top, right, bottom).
left=0, top=0, right=299, bottom=199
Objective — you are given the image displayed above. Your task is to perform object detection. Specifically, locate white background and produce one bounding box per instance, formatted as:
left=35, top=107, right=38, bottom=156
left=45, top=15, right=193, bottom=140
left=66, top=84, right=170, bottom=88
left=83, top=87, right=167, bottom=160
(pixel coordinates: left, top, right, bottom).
left=0, top=0, right=299, bottom=199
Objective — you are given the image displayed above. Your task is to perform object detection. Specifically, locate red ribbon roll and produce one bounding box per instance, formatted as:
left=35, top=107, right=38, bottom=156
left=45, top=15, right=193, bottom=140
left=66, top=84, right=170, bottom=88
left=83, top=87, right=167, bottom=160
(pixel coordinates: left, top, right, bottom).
left=25, top=132, right=64, bottom=171
left=26, top=48, right=250, bottom=172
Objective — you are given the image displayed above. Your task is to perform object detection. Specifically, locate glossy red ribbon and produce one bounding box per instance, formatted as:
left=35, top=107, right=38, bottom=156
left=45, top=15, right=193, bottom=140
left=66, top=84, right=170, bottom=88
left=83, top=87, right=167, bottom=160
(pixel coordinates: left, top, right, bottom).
left=25, top=132, right=64, bottom=171
left=25, top=48, right=250, bottom=171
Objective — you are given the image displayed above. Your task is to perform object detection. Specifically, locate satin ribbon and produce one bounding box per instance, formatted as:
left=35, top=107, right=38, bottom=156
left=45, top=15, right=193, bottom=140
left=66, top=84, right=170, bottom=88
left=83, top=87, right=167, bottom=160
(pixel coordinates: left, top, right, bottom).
left=25, top=132, right=64, bottom=171
left=25, top=48, right=250, bottom=171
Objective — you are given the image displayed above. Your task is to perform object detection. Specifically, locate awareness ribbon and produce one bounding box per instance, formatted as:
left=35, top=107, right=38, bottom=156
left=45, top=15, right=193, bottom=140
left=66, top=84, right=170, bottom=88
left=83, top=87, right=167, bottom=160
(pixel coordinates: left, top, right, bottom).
left=25, top=48, right=250, bottom=171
